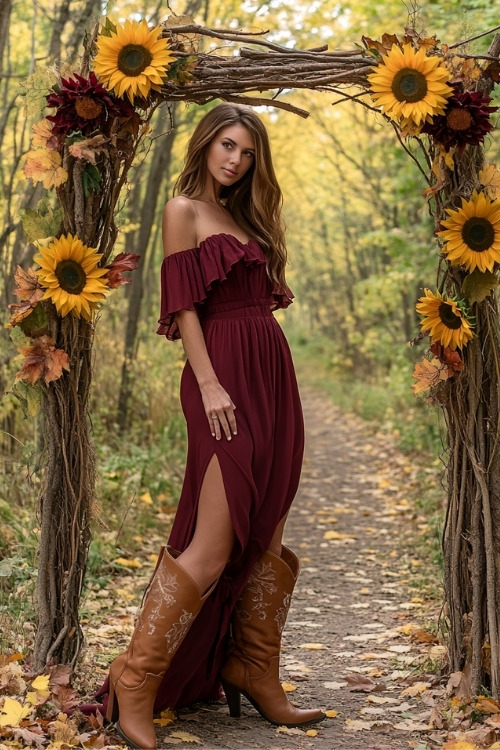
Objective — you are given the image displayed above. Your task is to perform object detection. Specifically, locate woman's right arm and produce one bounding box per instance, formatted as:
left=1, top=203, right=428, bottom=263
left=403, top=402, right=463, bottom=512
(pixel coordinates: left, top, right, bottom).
left=162, top=198, right=237, bottom=442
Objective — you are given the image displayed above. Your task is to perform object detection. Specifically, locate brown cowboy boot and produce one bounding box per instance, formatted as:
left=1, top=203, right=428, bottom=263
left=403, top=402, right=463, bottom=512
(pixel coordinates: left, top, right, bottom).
left=220, top=545, right=325, bottom=727
left=106, top=547, right=214, bottom=749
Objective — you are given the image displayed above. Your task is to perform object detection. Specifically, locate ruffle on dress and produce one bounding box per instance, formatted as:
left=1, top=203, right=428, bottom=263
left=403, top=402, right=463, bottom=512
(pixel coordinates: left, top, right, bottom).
left=157, top=233, right=293, bottom=340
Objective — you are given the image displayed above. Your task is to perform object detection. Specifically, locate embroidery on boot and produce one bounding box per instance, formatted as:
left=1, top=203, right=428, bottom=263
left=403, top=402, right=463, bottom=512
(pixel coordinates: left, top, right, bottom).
left=165, top=609, right=194, bottom=653
left=240, top=561, right=277, bottom=621
left=138, top=569, right=179, bottom=635
left=274, top=592, right=291, bottom=634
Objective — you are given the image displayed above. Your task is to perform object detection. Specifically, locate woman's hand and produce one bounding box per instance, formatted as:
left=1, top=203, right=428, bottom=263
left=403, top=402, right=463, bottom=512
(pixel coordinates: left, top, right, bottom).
left=200, top=381, right=237, bottom=441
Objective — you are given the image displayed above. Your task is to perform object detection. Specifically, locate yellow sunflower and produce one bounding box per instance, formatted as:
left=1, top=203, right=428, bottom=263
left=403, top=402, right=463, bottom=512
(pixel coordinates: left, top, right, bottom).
left=437, top=190, right=500, bottom=272
left=368, top=43, right=452, bottom=129
left=93, top=19, right=174, bottom=103
left=416, top=288, right=474, bottom=350
left=34, top=234, right=108, bottom=320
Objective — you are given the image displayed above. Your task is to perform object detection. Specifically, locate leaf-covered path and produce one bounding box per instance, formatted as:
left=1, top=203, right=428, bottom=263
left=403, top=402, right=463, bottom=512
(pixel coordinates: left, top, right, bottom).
left=79, top=387, right=443, bottom=749
left=151, top=388, right=442, bottom=749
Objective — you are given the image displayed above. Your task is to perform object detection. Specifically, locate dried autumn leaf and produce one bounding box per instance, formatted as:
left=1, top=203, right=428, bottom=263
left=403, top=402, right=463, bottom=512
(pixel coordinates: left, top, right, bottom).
left=48, top=712, right=79, bottom=744
left=325, top=709, right=338, bottom=718
left=105, top=252, right=140, bottom=288
left=68, top=134, right=107, bottom=165
left=15, top=335, right=70, bottom=385
left=7, top=267, right=45, bottom=329
left=462, top=269, right=499, bottom=304
left=475, top=696, right=500, bottom=714
left=32, top=118, right=59, bottom=150
left=401, top=682, right=431, bottom=697
left=31, top=674, right=50, bottom=698
left=443, top=741, right=477, bottom=750
left=412, top=357, right=450, bottom=395
left=0, top=697, right=32, bottom=727
left=299, top=643, right=325, bottom=650
left=113, top=557, right=143, bottom=568
left=24, top=149, right=68, bottom=189
left=281, top=682, right=297, bottom=693
left=306, top=729, right=318, bottom=737
left=479, top=163, right=500, bottom=199
left=169, top=730, right=202, bottom=744
left=12, top=266, right=43, bottom=302
left=323, top=530, right=356, bottom=540
left=153, top=708, right=176, bottom=726
left=13, top=725, right=47, bottom=750
left=343, top=673, right=383, bottom=692
left=394, top=719, right=430, bottom=731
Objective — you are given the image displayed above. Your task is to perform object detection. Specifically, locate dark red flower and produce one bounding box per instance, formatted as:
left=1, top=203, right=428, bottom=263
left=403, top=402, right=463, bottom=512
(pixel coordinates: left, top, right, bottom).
left=422, top=85, right=497, bottom=151
left=46, top=72, right=134, bottom=136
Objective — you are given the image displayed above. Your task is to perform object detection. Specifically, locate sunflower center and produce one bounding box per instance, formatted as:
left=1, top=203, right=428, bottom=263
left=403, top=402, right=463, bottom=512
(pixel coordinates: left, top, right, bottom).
left=117, top=44, right=153, bottom=77
left=391, top=68, right=428, bottom=103
left=55, top=259, right=87, bottom=294
left=446, top=107, right=473, bottom=132
left=75, top=96, right=104, bottom=120
left=439, top=302, right=463, bottom=330
left=461, top=216, right=495, bottom=252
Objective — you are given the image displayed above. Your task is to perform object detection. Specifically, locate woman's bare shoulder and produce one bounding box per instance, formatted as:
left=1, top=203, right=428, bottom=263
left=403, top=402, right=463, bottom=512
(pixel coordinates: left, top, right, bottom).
left=162, top=196, right=198, bottom=257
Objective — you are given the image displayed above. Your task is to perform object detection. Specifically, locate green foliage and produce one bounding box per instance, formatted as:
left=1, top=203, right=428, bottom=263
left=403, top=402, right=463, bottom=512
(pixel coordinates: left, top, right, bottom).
left=19, top=198, right=63, bottom=242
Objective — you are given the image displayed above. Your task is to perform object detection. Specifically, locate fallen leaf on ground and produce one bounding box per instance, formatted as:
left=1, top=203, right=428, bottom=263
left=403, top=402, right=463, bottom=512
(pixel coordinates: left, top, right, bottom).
left=394, top=719, right=430, bottom=731
left=343, top=674, right=383, bottom=692
left=299, top=643, right=325, bottom=650
left=277, top=726, right=305, bottom=735
left=401, top=682, right=431, bottom=697
left=475, top=696, right=500, bottom=714
left=323, top=681, right=347, bottom=690
left=154, top=709, right=176, bottom=726
left=281, top=682, right=297, bottom=692
left=0, top=697, right=32, bottom=727
left=169, top=730, right=202, bottom=743
left=325, top=710, right=338, bottom=718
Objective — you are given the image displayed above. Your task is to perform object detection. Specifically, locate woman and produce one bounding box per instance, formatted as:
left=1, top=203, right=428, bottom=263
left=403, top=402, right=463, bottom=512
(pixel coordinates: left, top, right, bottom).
left=106, top=103, right=325, bottom=749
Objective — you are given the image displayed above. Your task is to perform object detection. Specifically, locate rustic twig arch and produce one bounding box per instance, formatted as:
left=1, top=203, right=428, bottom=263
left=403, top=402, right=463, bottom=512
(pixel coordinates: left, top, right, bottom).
left=9, top=19, right=500, bottom=699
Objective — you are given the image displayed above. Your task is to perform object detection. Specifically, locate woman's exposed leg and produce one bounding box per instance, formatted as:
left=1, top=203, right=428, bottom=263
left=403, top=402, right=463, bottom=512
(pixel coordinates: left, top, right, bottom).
left=176, top=454, right=235, bottom=593
left=267, top=512, right=288, bottom=556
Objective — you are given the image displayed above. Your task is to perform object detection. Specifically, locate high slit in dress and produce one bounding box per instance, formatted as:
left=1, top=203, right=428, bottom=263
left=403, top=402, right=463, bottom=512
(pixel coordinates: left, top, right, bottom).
left=89, top=232, right=305, bottom=714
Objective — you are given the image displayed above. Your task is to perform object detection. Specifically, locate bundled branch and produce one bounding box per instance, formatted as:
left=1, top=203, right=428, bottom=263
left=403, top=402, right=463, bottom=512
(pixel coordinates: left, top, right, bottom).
left=161, top=24, right=373, bottom=115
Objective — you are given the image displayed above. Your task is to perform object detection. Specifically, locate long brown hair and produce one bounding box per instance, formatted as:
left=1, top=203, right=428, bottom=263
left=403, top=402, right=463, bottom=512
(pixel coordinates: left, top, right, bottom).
left=174, top=103, right=287, bottom=288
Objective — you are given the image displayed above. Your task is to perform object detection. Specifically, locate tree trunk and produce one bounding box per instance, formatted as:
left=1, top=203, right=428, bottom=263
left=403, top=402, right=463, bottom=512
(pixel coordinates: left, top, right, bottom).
left=117, top=106, right=177, bottom=432
left=442, top=297, right=500, bottom=695
left=34, top=316, right=95, bottom=668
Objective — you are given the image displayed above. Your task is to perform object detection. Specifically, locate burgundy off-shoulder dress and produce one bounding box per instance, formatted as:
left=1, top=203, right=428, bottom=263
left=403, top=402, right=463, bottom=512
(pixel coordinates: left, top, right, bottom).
left=145, top=234, right=306, bottom=710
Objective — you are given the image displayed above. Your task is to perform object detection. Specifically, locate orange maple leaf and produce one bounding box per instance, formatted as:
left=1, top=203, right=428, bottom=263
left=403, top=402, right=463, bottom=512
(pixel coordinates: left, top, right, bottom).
left=24, top=150, right=68, bottom=189
left=12, top=266, right=43, bottom=301
left=32, top=118, right=59, bottom=150
left=7, top=267, right=44, bottom=328
left=412, top=357, right=450, bottom=395
left=15, top=335, right=70, bottom=385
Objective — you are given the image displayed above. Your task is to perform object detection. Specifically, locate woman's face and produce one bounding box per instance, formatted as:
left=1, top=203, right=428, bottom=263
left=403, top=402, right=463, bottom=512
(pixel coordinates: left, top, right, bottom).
left=206, top=124, right=255, bottom=189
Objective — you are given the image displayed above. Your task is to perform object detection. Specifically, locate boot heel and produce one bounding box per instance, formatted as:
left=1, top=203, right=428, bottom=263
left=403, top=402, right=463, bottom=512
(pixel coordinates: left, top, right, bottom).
left=106, top=680, right=119, bottom=724
left=222, top=680, right=242, bottom=718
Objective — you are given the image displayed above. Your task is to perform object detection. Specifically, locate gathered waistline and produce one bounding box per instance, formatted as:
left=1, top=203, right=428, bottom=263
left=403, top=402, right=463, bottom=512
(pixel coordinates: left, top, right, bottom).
left=203, top=298, right=273, bottom=319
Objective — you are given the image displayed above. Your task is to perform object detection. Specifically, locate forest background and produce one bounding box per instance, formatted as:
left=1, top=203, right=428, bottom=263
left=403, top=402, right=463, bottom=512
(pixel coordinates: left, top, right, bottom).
left=0, top=0, right=499, bottom=649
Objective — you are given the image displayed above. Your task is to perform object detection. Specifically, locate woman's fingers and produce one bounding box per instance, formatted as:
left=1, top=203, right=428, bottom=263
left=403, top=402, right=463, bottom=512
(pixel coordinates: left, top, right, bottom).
left=208, top=402, right=237, bottom=441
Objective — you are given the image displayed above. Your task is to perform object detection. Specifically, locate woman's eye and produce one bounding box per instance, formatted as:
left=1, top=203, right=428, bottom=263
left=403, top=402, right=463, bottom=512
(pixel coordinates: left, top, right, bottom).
left=222, top=141, right=232, bottom=149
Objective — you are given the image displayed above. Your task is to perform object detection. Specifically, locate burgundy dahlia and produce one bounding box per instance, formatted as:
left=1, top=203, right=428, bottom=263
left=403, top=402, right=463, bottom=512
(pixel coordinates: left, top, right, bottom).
left=46, top=72, right=134, bottom=136
left=422, top=85, right=497, bottom=152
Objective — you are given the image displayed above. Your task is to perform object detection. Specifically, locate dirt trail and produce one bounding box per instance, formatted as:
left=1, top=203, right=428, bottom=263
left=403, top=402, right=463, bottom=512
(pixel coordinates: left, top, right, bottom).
left=152, top=388, right=441, bottom=750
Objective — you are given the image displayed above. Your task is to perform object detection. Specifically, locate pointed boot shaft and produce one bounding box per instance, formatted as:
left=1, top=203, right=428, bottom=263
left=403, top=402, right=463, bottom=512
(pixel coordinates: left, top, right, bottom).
left=221, top=546, right=325, bottom=727
left=107, top=548, right=213, bottom=749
